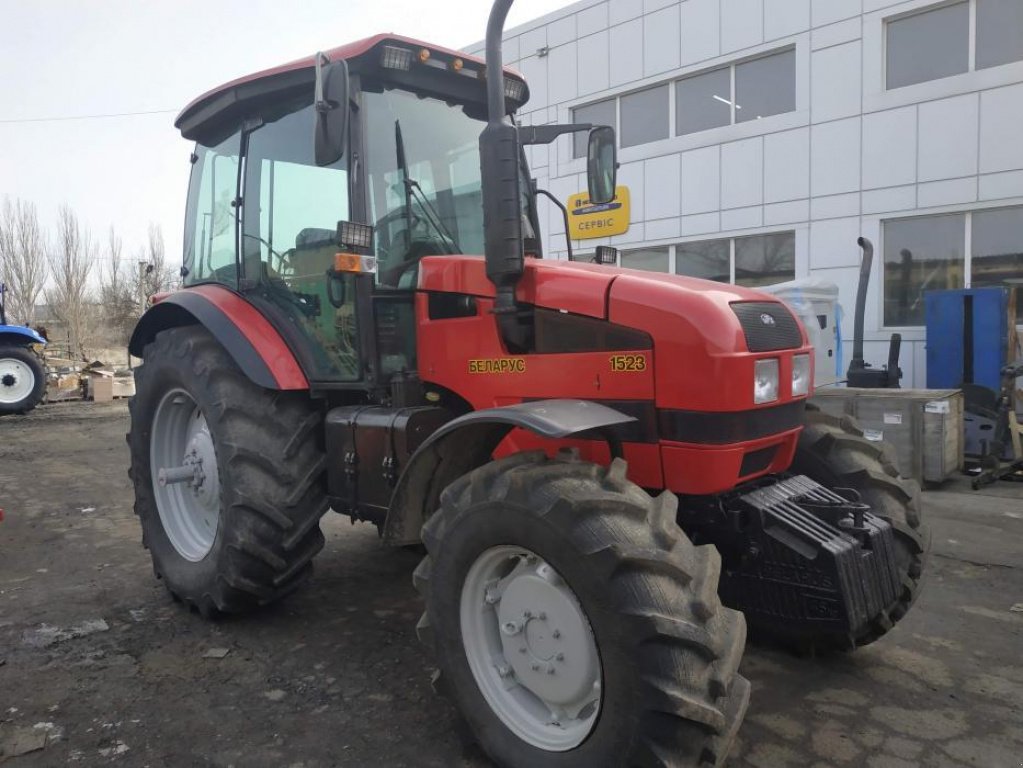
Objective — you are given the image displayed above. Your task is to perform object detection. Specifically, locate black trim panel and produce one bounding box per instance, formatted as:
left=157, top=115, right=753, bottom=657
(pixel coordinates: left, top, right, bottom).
left=658, top=400, right=806, bottom=446
left=128, top=291, right=277, bottom=390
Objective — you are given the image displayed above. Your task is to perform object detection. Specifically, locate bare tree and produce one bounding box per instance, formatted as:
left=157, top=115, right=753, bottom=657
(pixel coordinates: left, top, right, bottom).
left=46, top=205, right=96, bottom=360
left=98, top=226, right=138, bottom=343
left=0, top=197, right=49, bottom=326
left=142, top=222, right=175, bottom=298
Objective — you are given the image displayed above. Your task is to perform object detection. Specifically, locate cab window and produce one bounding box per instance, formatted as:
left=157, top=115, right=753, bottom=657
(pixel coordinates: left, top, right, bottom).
left=242, top=99, right=357, bottom=380
left=183, top=131, right=241, bottom=286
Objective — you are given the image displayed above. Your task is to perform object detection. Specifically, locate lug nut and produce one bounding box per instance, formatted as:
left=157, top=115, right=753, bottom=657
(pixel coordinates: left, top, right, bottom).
left=556, top=653, right=564, bottom=661
left=552, top=630, right=561, bottom=639
left=502, top=620, right=522, bottom=636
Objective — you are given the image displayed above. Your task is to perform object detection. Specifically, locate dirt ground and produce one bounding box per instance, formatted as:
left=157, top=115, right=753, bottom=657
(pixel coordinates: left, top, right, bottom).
left=1, top=402, right=1021, bottom=767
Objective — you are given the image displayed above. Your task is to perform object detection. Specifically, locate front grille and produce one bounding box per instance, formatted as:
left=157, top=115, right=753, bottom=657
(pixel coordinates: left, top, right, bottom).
left=731, top=302, right=803, bottom=352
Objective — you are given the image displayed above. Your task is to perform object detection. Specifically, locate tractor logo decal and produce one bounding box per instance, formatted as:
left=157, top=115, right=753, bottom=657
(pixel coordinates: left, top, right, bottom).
left=468, top=358, right=527, bottom=374
left=759, top=313, right=776, bottom=326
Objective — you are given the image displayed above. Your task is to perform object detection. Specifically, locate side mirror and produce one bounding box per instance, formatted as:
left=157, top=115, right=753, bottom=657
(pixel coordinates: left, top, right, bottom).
left=586, top=126, right=617, bottom=205
left=594, top=245, right=618, bottom=265
left=314, top=53, right=350, bottom=167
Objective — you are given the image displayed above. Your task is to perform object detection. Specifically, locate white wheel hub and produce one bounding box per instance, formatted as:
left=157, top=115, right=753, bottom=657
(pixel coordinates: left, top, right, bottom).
left=150, top=389, right=221, bottom=561
left=460, top=546, right=601, bottom=751
left=0, top=357, right=35, bottom=405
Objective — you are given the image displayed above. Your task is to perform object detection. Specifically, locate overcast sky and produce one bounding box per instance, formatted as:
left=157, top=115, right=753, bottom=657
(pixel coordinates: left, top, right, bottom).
left=0, top=0, right=573, bottom=271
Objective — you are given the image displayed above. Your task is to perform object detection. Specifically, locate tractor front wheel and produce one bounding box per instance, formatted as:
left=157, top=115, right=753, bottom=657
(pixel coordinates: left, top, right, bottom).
left=415, top=450, right=749, bottom=768
left=128, top=326, right=328, bottom=616
left=0, top=345, right=45, bottom=416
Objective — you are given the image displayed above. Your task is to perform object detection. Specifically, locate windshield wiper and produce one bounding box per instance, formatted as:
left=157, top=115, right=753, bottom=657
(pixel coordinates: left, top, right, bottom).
left=394, top=119, right=460, bottom=254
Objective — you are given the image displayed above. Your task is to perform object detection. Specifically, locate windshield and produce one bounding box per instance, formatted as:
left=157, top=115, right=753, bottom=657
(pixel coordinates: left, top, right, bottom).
left=363, top=88, right=494, bottom=288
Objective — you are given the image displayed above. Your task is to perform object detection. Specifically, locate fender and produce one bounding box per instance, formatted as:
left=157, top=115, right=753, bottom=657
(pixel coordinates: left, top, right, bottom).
left=0, top=325, right=47, bottom=347
left=128, top=285, right=308, bottom=390
left=382, top=399, right=635, bottom=545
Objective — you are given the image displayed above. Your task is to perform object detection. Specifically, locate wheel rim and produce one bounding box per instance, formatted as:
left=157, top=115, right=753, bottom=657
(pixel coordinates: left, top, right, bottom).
left=0, top=357, right=35, bottom=405
left=460, top=545, right=602, bottom=751
left=150, top=388, right=221, bottom=561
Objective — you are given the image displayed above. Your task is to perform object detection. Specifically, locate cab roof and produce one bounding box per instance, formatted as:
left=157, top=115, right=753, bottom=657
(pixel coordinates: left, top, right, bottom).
left=176, top=34, right=528, bottom=142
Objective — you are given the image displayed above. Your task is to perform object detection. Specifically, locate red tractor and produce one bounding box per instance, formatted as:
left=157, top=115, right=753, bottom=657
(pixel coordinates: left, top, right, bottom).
left=127, top=2, right=929, bottom=765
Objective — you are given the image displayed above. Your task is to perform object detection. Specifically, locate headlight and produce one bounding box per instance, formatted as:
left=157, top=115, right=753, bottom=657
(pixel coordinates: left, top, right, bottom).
left=792, top=354, right=812, bottom=397
left=754, top=359, right=779, bottom=404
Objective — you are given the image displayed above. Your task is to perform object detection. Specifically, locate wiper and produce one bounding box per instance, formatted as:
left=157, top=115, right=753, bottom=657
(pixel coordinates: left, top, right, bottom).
left=394, top=119, right=460, bottom=254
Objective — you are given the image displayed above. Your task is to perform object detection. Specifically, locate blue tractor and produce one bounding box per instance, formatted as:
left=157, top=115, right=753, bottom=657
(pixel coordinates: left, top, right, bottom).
left=0, top=283, right=47, bottom=415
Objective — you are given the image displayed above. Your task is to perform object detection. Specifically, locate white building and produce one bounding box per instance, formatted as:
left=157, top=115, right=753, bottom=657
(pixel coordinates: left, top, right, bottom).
left=467, top=0, right=1023, bottom=387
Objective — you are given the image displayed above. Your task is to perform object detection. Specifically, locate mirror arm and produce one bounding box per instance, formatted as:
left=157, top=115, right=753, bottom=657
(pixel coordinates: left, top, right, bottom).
left=518, top=123, right=594, bottom=145
left=535, top=188, right=574, bottom=262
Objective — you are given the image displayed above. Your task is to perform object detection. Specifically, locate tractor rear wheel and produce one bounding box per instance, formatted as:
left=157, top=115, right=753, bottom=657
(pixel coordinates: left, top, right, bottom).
left=128, top=326, right=328, bottom=616
left=789, top=403, right=930, bottom=649
left=0, top=345, right=45, bottom=416
left=414, top=450, right=749, bottom=768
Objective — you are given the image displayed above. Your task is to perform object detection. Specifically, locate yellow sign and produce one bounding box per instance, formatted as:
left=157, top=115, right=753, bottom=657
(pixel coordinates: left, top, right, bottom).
left=468, top=358, right=526, bottom=374
left=567, top=186, right=630, bottom=240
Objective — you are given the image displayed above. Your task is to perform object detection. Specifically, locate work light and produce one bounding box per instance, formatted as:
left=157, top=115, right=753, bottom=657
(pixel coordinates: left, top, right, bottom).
left=380, top=46, right=413, bottom=71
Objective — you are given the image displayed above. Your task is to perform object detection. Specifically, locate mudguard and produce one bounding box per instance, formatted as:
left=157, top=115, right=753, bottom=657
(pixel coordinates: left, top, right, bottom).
left=382, top=399, right=636, bottom=545
left=128, top=285, right=307, bottom=390
left=0, top=325, right=47, bottom=347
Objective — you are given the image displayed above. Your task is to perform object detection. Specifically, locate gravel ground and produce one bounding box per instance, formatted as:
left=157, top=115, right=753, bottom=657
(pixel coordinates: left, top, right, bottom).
left=0, top=402, right=1020, bottom=767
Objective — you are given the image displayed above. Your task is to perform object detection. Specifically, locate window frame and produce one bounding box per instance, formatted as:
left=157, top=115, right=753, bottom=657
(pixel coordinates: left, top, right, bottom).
left=883, top=0, right=1023, bottom=90
left=571, top=45, right=797, bottom=152
left=606, top=231, right=797, bottom=286
left=880, top=204, right=1023, bottom=328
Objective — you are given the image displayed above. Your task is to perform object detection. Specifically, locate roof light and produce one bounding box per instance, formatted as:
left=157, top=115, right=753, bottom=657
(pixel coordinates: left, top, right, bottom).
left=503, top=77, right=526, bottom=103
left=418, top=48, right=431, bottom=63
left=381, top=46, right=413, bottom=71
left=450, top=57, right=464, bottom=72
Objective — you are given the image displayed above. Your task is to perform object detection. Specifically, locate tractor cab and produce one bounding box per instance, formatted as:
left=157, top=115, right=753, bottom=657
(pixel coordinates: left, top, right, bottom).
left=173, top=35, right=584, bottom=391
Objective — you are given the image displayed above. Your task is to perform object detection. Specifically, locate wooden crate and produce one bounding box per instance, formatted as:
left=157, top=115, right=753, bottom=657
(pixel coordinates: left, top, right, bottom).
left=811, top=388, right=964, bottom=485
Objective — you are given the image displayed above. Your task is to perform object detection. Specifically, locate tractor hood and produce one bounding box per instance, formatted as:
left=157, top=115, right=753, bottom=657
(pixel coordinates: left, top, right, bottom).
left=0, top=324, right=46, bottom=346
left=418, top=255, right=810, bottom=413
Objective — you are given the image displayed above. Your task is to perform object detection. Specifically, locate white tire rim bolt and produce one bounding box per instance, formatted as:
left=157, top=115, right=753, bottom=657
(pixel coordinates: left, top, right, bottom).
left=460, top=545, right=602, bottom=751
left=0, top=357, right=35, bottom=405
left=150, top=388, right=221, bottom=561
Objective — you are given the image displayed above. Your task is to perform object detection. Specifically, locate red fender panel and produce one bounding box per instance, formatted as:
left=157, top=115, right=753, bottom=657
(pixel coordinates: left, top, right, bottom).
left=129, top=284, right=308, bottom=391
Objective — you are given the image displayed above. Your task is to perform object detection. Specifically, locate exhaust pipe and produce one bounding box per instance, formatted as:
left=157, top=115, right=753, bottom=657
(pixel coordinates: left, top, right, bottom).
left=850, top=236, right=872, bottom=372
left=848, top=236, right=902, bottom=388
left=480, top=0, right=528, bottom=351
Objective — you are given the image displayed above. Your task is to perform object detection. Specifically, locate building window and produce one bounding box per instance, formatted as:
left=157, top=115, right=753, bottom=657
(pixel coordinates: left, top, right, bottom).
left=972, top=206, right=1023, bottom=322
left=883, top=208, right=1023, bottom=326
left=620, top=85, right=670, bottom=148
left=676, top=68, right=731, bottom=135
left=676, top=49, right=795, bottom=136
left=621, top=246, right=670, bottom=272
left=735, top=49, right=796, bottom=123
left=572, top=98, right=616, bottom=159
left=886, top=0, right=1023, bottom=90
left=574, top=47, right=797, bottom=151
left=676, top=238, right=730, bottom=281
left=977, top=0, right=1023, bottom=70
left=608, top=232, right=795, bottom=284
left=734, top=232, right=796, bottom=287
